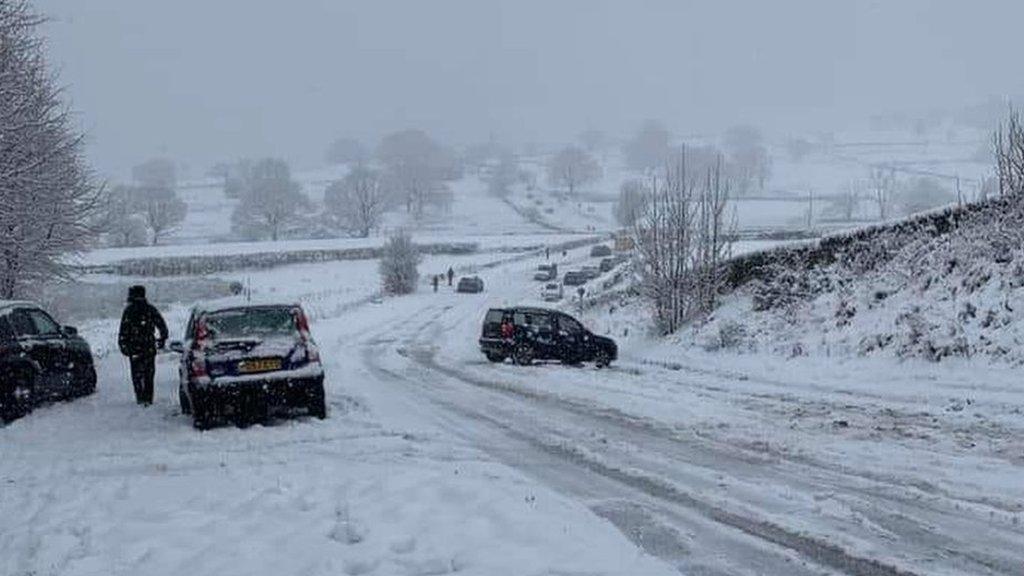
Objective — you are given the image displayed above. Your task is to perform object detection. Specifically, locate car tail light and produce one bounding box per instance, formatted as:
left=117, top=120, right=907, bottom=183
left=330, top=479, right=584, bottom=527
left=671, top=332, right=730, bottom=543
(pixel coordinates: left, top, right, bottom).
left=189, top=353, right=207, bottom=378
left=294, top=307, right=311, bottom=339
left=193, top=317, right=210, bottom=350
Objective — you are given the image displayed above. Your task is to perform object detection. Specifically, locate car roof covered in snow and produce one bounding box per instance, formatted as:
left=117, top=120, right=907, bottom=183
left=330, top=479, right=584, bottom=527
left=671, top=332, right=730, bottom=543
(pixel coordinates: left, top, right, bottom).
left=0, top=300, right=38, bottom=312
left=191, top=299, right=303, bottom=316
left=489, top=306, right=558, bottom=315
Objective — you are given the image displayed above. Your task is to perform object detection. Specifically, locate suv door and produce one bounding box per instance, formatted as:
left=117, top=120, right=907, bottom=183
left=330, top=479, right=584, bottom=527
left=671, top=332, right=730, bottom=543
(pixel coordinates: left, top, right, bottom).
left=555, top=314, right=586, bottom=361
left=515, top=310, right=557, bottom=360
left=8, top=308, right=66, bottom=399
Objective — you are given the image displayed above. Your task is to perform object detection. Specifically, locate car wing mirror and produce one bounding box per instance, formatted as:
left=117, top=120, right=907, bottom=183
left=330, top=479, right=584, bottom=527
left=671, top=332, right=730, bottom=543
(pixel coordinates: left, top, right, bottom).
left=61, top=325, right=78, bottom=337
left=168, top=340, right=185, bottom=354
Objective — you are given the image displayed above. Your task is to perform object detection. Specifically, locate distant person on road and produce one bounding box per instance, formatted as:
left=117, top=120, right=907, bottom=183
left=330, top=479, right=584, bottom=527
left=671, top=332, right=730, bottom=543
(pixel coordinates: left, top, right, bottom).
left=545, top=247, right=550, bottom=260
left=432, top=274, right=439, bottom=292
left=117, top=285, right=168, bottom=406
left=446, top=267, right=454, bottom=286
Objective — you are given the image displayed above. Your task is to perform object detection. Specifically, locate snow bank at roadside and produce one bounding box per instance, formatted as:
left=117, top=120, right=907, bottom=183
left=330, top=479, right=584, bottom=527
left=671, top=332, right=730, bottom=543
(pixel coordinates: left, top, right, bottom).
left=696, top=194, right=1024, bottom=363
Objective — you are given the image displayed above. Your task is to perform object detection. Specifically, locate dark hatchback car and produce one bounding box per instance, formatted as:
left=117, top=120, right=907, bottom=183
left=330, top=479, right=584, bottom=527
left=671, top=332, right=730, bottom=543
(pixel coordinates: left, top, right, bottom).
left=479, top=307, right=617, bottom=368
left=170, top=302, right=326, bottom=429
left=457, top=276, right=485, bottom=293
left=0, top=301, right=96, bottom=422
left=562, top=271, right=588, bottom=286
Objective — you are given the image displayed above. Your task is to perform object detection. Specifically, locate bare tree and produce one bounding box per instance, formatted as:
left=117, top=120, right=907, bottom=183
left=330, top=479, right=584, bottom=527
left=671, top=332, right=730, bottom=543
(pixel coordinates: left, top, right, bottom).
left=130, top=158, right=186, bottom=245
left=132, top=157, right=177, bottom=189
left=723, top=124, right=771, bottom=195
left=134, top=184, right=187, bottom=245
left=99, top=185, right=148, bottom=247
left=869, top=166, right=897, bottom=220
left=485, top=152, right=522, bottom=198
left=378, top=231, right=421, bottom=295
left=827, top=181, right=862, bottom=222
left=546, top=145, right=601, bottom=197
left=231, top=158, right=309, bottom=241
left=898, top=177, right=954, bottom=216
left=462, top=139, right=509, bottom=175
left=0, top=1, right=100, bottom=297
left=613, top=178, right=648, bottom=228
left=632, top=149, right=732, bottom=334
left=377, top=129, right=455, bottom=219
left=785, top=137, right=815, bottom=162
left=324, top=165, right=385, bottom=237
left=578, top=128, right=606, bottom=153
left=622, top=120, right=671, bottom=172
left=994, top=106, right=1024, bottom=196
left=325, top=137, right=368, bottom=166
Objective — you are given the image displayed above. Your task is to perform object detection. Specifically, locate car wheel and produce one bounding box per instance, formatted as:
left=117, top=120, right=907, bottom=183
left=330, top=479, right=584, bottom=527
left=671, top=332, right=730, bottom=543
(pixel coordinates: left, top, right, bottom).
left=485, top=352, right=506, bottom=363
left=594, top=350, right=612, bottom=369
left=191, top=391, right=213, bottom=430
left=1, top=370, right=34, bottom=423
left=75, top=366, right=97, bottom=397
left=512, top=345, right=534, bottom=366
left=179, top=386, right=192, bottom=415
left=308, top=384, right=327, bottom=420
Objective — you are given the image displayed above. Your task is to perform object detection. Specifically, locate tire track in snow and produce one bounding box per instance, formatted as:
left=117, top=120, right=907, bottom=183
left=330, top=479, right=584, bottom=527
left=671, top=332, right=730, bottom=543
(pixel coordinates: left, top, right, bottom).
left=361, top=301, right=1022, bottom=576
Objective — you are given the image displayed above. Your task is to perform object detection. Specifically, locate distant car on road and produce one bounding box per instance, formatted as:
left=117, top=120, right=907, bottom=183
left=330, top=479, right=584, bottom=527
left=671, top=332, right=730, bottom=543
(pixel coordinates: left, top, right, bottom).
left=457, top=276, right=485, bottom=293
left=533, top=264, right=557, bottom=281
left=0, top=301, right=96, bottom=423
left=599, top=257, right=617, bottom=273
left=590, top=244, right=613, bottom=258
left=478, top=307, right=617, bottom=367
left=581, top=265, right=601, bottom=280
left=540, top=283, right=563, bottom=302
left=170, top=302, right=326, bottom=429
left=562, top=271, right=588, bottom=286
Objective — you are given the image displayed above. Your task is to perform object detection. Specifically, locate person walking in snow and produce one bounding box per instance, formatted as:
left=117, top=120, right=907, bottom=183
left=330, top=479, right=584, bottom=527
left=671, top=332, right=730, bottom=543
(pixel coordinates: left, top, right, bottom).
left=432, top=274, right=439, bottom=292
left=446, top=267, right=454, bottom=286
left=117, top=285, right=168, bottom=406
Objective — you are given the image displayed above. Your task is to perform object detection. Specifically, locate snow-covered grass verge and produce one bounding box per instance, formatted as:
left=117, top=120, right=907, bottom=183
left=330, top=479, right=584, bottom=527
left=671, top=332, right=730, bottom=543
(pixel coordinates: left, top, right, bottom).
left=703, top=193, right=1024, bottom=364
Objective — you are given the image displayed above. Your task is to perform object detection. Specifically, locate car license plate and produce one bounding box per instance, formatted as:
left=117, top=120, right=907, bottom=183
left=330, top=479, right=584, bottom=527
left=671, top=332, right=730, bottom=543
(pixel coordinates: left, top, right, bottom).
left=238, top=358, right=281, bottom=373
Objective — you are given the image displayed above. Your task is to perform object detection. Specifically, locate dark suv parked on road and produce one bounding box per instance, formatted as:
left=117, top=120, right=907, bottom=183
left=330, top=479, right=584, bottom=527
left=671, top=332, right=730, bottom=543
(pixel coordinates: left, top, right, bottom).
left=479, top=307, right=617, bottom=367
left=0, top=301, right=96, bottom=423
left=170, top=302, right=326, bottom=429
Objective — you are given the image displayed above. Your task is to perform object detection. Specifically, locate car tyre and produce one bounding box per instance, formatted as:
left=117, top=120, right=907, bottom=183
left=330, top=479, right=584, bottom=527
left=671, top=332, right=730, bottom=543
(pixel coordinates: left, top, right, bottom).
left=179, top=387, right=192, bottom=415
left=309, top=385, right=327, bottom=420
left=594, top=350, right=612, bottom=369
left=512, top=345, right=534, bottom=366
left=1, top=369, right=33, bottom=424
left=75, top=365, right=97, bottom=398
left=485, top=352, right=506, bottom=363
left=191, top=390, right=213, bottom=430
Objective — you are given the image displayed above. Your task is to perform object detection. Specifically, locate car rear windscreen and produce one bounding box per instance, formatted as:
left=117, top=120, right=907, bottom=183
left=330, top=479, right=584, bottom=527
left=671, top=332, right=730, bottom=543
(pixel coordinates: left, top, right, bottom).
left=204, top=307, right=298, bottom=339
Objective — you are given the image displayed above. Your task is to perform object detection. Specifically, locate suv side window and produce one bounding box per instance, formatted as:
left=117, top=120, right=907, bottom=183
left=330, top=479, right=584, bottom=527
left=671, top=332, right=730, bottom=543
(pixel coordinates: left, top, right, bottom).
left=8, top=309, right=38, bottom=338
left=515, top=311, right=553, bottom=332
left=559, top=315, right=584, bottom=335
left=26, top=309, right=61, bottom=337
left=0, top=316, right=14, bottom=343
left=185, top=311, right=196, bottom=341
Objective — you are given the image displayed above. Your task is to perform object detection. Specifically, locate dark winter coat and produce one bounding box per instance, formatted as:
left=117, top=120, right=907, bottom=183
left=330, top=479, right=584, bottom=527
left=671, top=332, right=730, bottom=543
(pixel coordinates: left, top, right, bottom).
left=118, top=299, right=169, bottom=358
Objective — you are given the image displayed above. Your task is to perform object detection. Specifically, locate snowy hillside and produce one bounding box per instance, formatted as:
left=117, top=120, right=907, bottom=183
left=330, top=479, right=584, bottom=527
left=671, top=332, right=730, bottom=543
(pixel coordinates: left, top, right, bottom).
left=689, top=193, right=1024, bottom=363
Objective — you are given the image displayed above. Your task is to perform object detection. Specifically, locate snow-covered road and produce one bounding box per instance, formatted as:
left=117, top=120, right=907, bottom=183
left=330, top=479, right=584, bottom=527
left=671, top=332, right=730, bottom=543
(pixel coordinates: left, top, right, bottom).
left=2, top=243, right=1022, bottom=575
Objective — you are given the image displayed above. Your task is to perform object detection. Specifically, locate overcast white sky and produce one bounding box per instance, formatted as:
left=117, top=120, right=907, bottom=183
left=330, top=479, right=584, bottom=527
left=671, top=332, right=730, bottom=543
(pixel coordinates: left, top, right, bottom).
left=33, top=0, right=1024, bottom=178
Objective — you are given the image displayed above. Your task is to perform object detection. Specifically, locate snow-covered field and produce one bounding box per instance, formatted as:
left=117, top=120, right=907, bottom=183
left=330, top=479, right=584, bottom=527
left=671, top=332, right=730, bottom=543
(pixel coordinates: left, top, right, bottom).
left=4, top=128, right=1020, bottom=576
left=4, top=234, right=1021, bottom=575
